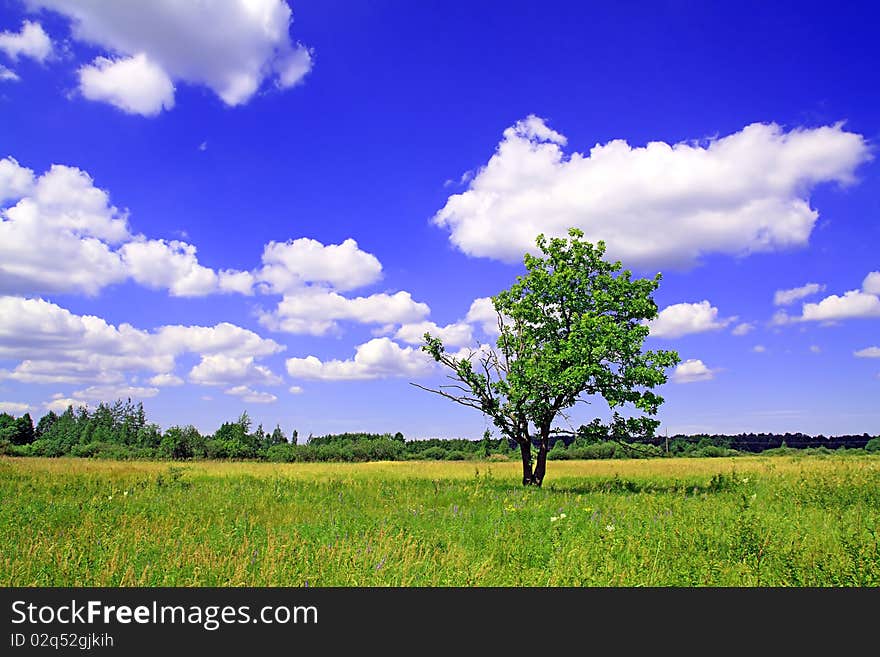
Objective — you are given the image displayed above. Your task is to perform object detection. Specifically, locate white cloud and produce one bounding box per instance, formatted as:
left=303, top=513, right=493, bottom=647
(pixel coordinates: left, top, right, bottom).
left=0, top=401, right=31, bottom=414
left=189, top=354, right=283, bottom=387
left=450, top=342, right=497, bottom=363
left=44, top=397, right=88, bottom=413
left=154, top=323, right=283, bottom=359
left=863, top=272, right=880, bottom=295
left=288, top=385, right=303, bottom=394
left=148, top=373, right=183, bottom=386
left=121, top=238, right=253, bottom=297
left=774, top=282, right=825, bottom=306
left=854, top=346, right=880, bottom=358
left=770, top=310, right=793, bottom=326
left=286, top=337, right=434, bottom=381
left=752, top=345, right=766, bottom=353
left=647, top=301, right=733, bottom=338
left=254, top=237, right=436, bottom=336
left=433, top=117, right=870, bottom=268
left=0, top=160, right=129, bottom=295
left=0, top=157, right=34, bottom=203
left=122, top=238, right=217, bottom=296
left=2, top=360, right=127, bottom=385
left=262, top=289, right=430, bottom=335
left=395, top=320, right=473, bottom=348
left=465, top=297, right=500, bottom=336
left=0, top=20, right=53, bottom=62
left=731, top=322, right=754, bottom=336
left=3, top=158, right=434, bottom=345
left=671, top=359, right=717, bottom=383
left=370, top=323, right=397, bottom=337
left=2, top=157, right=431, bottom=322
left=257, top=237, right=382, bottom=293
left=219, top=270, right=256, bottom=295
left=31, top=1, right=312, bottom=111
left=809, top=345, right=821, bottom=354
left=29, top=163, right=130, bottom=241
left=78, top=53, right=175, bottom=117
left=224, top=385, right=277, bottom=404
left=72, top=384, right=159, bottom=400
left=801, top=290, right=880, bottom=321
left=0, top=296, right=282, bottom=386
left=0, top=156, right=267, bottom=297
left=275, top=45, right=312, bottom=88
left=0, top=65, right=19, bottom=81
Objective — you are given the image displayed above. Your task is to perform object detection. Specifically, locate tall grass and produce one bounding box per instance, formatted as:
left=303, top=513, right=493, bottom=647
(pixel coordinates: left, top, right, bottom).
left=1, top=455, right=877, bottom=586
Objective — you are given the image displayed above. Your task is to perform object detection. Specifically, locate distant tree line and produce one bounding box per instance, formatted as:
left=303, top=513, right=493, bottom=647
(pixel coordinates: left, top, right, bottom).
left=0, top=400, right=878, bottom=462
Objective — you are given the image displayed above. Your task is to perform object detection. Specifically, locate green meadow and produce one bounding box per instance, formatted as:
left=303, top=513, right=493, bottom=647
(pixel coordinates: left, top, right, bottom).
left=2, top=455, right=878, bottom=586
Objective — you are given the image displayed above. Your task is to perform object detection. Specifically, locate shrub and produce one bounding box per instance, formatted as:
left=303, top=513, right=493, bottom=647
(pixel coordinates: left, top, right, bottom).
left=265, top=443, right=299, bottom=462
left=419, top=447, right=447, bottom=460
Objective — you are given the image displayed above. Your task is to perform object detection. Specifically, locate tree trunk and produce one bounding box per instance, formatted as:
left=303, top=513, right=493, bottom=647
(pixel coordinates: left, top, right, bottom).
left=531, top=426, right=551, bottom=487
left=519, top=440, right=534, bottom=486
left=532, top=443, right=548, bottom=487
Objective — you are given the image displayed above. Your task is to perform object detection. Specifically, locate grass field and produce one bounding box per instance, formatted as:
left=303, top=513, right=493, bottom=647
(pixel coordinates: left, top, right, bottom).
left=2, top=455, right=878, bottom=586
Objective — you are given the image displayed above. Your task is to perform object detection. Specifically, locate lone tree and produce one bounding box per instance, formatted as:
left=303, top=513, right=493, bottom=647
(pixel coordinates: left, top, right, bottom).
left=415, top=228, right=680, bottom=487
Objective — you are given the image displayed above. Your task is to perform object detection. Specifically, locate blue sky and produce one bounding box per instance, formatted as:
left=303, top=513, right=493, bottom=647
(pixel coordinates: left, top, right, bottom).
left=0, top=0, right=878, bottom=439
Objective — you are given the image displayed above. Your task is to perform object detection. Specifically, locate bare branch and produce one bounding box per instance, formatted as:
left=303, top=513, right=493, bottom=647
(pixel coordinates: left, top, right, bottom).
left=409, top=383, right=486, bottom=412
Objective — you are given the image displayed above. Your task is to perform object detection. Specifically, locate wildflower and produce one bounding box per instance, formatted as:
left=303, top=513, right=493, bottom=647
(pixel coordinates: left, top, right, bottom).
left=559, top=513, right=567, bottom=519
left=550, top=516, right=559, bottom=522
left=605, top=524, right=615, bottom=532
left=124, top=491, right=129, bottom=497
left=741, top=477, right=749, bottom=484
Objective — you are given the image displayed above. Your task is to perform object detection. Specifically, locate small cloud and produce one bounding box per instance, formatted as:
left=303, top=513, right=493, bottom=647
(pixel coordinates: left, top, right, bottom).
left=224, top=385, right=277, bottom=404
left=443, top=170, right=474, bottom=188
left=647, top=301, right=733, bottom=338
left=732, top=322, right=754, bottom=336
left=198, top=141, right=207, bottom=151
left=770, top=310, right=793, bottom=326
left=371, top=323, right=397, bottom=337
left=774, top=283, right=825, bottom=306
left=863, top=271, right=880, bottom=295
left=854, top=346, right=880, bottom=358
left=0, top=65, right=19, bottom=82
left=289, top=385, right=304, bottom=395
left=0, top=20, right=54, bottom=63
left=44, top=397, right=88, bottom=412
left=149, top=373, right=184, bottom=386
left=671, top=359, right=718, bottom=384
left=809, top=345, right=821, bottom=354
left=200, top=395, right=213, bottom=401
left=752, top=345, right=766, bottom=353
left=0, top=401, right=30, bottom=414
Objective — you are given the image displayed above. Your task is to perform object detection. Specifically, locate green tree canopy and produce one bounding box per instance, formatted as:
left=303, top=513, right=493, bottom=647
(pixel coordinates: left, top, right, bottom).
left=417, top=228, right=680, bottom=486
